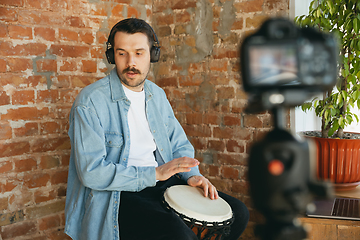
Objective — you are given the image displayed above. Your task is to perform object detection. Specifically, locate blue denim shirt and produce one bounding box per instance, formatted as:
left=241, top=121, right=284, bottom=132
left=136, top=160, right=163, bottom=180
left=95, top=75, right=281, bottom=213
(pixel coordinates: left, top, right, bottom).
left=64, top=69, right=201, bottom=240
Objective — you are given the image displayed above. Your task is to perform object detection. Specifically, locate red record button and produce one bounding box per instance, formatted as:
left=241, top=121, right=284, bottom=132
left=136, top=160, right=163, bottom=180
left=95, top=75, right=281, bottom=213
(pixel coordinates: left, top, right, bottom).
left=268, top=159, right=284, bottom=176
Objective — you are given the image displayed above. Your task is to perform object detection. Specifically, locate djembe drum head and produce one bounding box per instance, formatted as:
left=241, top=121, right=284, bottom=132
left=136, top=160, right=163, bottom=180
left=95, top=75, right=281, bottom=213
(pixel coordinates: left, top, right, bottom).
left=163, top=185, right=234, bottom=240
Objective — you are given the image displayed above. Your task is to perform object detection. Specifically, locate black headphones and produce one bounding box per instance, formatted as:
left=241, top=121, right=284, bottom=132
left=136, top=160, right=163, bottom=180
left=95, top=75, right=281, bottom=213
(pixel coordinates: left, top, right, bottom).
left=105, top=19, right=161, bottom=64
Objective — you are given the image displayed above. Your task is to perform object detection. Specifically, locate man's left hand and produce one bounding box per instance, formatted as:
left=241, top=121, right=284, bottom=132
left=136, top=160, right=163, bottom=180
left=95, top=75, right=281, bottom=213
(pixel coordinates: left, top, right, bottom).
left=187, top=176, right=219, bottom=200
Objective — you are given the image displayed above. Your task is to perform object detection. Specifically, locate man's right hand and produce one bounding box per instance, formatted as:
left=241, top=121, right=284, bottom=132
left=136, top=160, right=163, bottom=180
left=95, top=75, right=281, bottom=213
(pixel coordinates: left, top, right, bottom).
left=155, top=157, right=199, bottom=181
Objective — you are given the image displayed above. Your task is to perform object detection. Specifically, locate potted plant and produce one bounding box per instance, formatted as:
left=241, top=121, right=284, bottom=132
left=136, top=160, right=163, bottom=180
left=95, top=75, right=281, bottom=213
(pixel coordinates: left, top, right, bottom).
left=295, top=0, right=360, bottom=190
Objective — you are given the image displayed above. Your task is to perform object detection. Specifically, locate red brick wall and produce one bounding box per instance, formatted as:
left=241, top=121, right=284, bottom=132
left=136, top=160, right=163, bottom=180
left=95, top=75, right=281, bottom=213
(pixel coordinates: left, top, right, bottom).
left=0, top=0, right=289, bottom=239
left=151, top=0, right=289, bottom=239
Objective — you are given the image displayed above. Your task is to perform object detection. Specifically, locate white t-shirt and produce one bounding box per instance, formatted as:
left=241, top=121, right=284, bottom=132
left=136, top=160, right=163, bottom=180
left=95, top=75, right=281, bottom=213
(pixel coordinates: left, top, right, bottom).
left=122, top=85, right=158, bottom=167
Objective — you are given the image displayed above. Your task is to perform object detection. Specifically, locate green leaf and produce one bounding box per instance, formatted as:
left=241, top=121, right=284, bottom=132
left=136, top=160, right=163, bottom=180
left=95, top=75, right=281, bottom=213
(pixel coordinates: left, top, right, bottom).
left=354, top=114, right=359, bottom=122
left=327, top=0, right=335, bottom=14
left=341, top=90, right=348, bottom=100
left=348, top=75, right=355, bottom=84
left=301, top=102, right=312, bottom=112
left=333, top=118, right=339, bottom=129
left=354, top=18, right=359, bottom=33
left=346, top=20, right=354, bottom=33
left=304, top=17, right=311, bottom=26
left=331, top=107, right=337, bottom=115
left=337, top=93, right=343, bottom=104
left=324, top=109, right=329, bottom=119
left=354, top=91, right=360, bottom=100
left=314, top=99, right=319, bottom=107
left=325, top=118, right=331, bottom=126
left=339, top=116, right=345, bottom=128
left=328, top=122, right=338, bottom=136
left=349, top=99, right=355, bottom=108
left=346, top=115, right=353, bottom=125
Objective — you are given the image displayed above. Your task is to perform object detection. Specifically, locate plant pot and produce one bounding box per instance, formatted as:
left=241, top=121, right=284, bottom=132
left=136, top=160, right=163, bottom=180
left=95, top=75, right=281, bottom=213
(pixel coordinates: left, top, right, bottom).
left=306, top=135, right=360, bottom=191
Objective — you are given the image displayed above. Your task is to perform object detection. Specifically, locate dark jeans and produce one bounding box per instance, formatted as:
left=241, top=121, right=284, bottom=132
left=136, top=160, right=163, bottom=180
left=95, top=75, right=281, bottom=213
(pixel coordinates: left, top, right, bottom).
left=119, top=176, right=249, bottom=240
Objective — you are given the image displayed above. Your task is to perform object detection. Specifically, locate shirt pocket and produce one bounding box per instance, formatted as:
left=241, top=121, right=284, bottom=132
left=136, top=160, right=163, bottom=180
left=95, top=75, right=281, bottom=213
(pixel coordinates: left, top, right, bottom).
left=104, top=132, right=124, bottom=148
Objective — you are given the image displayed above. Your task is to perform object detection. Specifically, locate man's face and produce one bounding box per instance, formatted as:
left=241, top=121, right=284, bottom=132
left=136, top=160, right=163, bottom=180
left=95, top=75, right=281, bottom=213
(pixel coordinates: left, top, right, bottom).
left=113, top=32, right=151, bottom=92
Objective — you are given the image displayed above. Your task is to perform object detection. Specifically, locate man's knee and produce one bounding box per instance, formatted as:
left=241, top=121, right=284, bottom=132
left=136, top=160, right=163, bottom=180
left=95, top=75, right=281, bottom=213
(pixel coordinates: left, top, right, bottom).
left=169, top=224, right=198, bottom=240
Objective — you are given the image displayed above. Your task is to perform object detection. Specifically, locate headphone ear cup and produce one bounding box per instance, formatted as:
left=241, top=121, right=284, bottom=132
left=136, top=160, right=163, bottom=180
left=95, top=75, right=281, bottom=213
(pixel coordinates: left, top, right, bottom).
left=150, top=46, right=160, bottom=63
left=106, top=47, right=115, bottom=64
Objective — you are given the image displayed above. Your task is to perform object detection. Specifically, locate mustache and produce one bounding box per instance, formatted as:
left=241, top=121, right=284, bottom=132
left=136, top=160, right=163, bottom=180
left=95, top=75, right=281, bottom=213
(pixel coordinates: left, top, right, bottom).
left=122, top=67, right=141, bottom=74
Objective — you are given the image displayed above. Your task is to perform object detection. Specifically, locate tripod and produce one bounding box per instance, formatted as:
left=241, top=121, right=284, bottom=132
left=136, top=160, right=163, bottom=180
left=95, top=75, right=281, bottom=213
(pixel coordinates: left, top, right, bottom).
left=248, top=107, right=332, bottom=240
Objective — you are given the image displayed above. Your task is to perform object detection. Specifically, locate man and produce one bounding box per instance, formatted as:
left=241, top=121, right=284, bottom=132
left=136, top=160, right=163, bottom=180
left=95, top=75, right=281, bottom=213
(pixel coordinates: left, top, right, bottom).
left=64, top=18, right=249, bottom=240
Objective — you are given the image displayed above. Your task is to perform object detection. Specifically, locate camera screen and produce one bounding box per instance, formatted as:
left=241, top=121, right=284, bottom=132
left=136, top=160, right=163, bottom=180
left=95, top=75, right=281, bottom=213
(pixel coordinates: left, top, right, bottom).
left=249, top=45, right=299, bottom=86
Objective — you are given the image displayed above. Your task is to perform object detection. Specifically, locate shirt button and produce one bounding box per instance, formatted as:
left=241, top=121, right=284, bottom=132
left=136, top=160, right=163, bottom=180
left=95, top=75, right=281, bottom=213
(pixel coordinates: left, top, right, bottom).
left=153, top=130, right=156, bottom=133
left=109, top=141, right=112, bottom=144
left=123, top=158, right=126, bottom=161
left=161, top=149, right=163, bottom=151
left=114, top=225, right=117, bottom=228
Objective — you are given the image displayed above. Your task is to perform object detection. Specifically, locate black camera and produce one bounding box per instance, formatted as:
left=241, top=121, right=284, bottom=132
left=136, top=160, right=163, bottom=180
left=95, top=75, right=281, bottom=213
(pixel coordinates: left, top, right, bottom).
left=240, top=18, right=335, bottom=240
left=241, top=18, right=338, bottom=111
